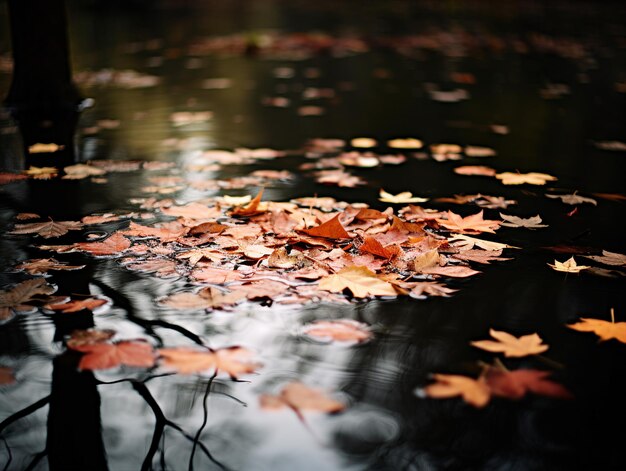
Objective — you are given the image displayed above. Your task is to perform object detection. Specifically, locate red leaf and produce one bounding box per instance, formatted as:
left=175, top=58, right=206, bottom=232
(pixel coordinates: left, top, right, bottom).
left=301, top=214, right=350, bottom=239
left=71, top=340, right=155, bottom=371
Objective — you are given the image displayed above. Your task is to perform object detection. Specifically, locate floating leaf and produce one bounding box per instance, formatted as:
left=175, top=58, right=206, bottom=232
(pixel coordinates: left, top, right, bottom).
left=10, top=220, right=83, bottom=238
left=70, top=340, right=156, bottom=371
left=546, top=193, right=597, bottom=206
left=158, top=346, right=260, bottom=379
left=495, top=172, right=557, bottom=185
left=485, top=369, right=572, bottom=400
left=568, top=309, right=626, bottom=343
left=437, top=210, right=501, bottom=234
left=260, top=382, right=345, bottom=413
left=45, top=297, right=108, bottom=313
left=582, top=250, right=626, bottom=267
left=15, top=258, right=85, bottom=275
left=301, top=319, right=372, bottom=344
left=418, top=374, right=490, bottom=408
left=379, top=189, right=429, bottom=204
left=301, top=214, right=350, bottom=239
left=0, top=279, right=57, bottom=323
left=499, top=213, right=548, bottom=229
left=319, top=266, right=397, bottom=298
left=471, top=329, right=549, bottom=357
left=548, top=257, right=590, bottom=273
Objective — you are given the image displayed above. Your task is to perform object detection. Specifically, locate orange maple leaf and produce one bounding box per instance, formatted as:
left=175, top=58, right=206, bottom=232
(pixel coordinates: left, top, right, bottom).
left=318, top=265, right=397, bottom=298
left=70, top=340, right=156, bottom=371
left=437, top=210, right=501, bottom=234
left=471, top=329, right=549, bottom=357
left=260, top=382, right=345, bottom=413
left=231, top=188, right=265, bottom=217
left=73, top=232, right=131, bottom=256
left=568, top=308, right=626, bottom=343
left=45, top=297, right=108, bottom=313
left=485, top=368, right=572, bottom=400
left=158, top=346, right=260, bottom=379
left=301, top=213, right=350, bottom=239
left=301, top=319, right=372, bottom=344
left=419, top=373, right=491, bottom=408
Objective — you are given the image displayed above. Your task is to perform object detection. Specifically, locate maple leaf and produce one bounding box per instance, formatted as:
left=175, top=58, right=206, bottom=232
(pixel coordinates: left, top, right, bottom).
left=475, top=195, right=517, bottom=209
left=70, top=340, right=156, bottom=371
left=176, top=248, right=224, bottom=266
left=495, top=172, right=557, bottom=185
left=387, top=138, right=423, bottom=149
left=28, top=143, right=64, bottom=154
left=16, top=213, right=40, bottom=220
left=582, top=250, right=626, bottom=266
left=379, top=189, right=428, bottom=204
left=45, top=297, right=109, bottom=313
left=125, top=259, right=179, bottom=277
left=546, top=193, right=597, bottom=206
left=62, top=164, right=106, bottom=179
left=15, top=258, right=85, bottom=275
left=73, top=232, right=131, bottom=256
left=10, top=219, right=84, bottom=238
left=260, top=382, right=345, bottom=413
left=24, top=166, right=59, bottom=179
left=548, top=257, right=590, bottom=273
left=499, top=213, right=548, bottom=229
left=449, top=234, right=519, bottom=251
left=161, top=202, right=219, bottom=219
left=231, top=188, right=265, bottom=216
left=267, top=247, right=302, bottom=269
left=471, top=329, right=548, bottom=357
left=485, top=369, right=572, bottom=400
left=0, top=366, right=16, bottom=385
left=158, top=346, right=260, bottom=379
left=301, top=319, right=373, bottom=344
left=301, top=214, right=350, bottom=239
left=359, top=236, right=400, bottom=259
left=422, top=265, right=481, bottom=278
left=568, top=309, right=626, bottom=343
left=66, top=329, right=116, bottom=349
left=408, top=282, right=457, bottom=299
left=160, top=287, right=245, bottom=310
left=191, top=266, right=245, bottom=283
left=351, top=137, right=377, bottom=148
left=0, top=279, right=57, bottom=323
left=418, top=374, right=491, bottom=408
left=452, top=249, right=511, bottom=264
left=437, top=210, right=501, bottom=234
left=453, top=165, right=496, bottom=176
left=121, top=221, right=188, bottom=242
left=319, top=265, right=397, bottom=298
left=315, top=169, right=365, bottom=187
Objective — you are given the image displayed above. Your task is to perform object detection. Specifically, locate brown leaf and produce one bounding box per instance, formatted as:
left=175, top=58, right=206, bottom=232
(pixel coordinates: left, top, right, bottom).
left=471, top=329, right=549, bottom=357
left=302, top=319, right=373, bottom=344
left=125, top=259, right=179, bottom=277
left=419, top=374, right=491, bottom=408
left=70, top=340, right=156, bottom=371
left=421, top=265, right=481, bottom=278
left=231, top=188, right=265, bottom=217
left=548, top=257, right=590, bottom=273
left=359, top=236, right=400, bottom=259
left=24, top=166, right=59, bottom=179
left=16, top=212, right=40, bottom=220
left=546, top=193, right=597, bottom=206
left=452, top=249, right=511, bottom=264
left=454, top=165, right=496, bottom=176
left=496, top=172, right=557, bottom=185
left=0, top=279, right=57, bottom=322
left=0, top=366, right=16, bottom=385
left=408, top=282, right=457, bottom=299
left=66, top=329, right=116, bottom=349
left=499, top=213, right=548, bottom=229
left=73, top=232, right=131, bottom=256
left=45, top=297, right=108, bottom=313
left=160, top=287, right=245, bottom=310
left=161, top=202, right=220, bottom=219
left=582, top=250, right=626, bottom=267
left=260, top=382, right=345, bottom=413
left=301, top=214, right=350, bottom=239
left=485, top=369, right=572, bottom=400
left=121, top=221, right=188, bottom=242
left=191, top=266, right=246, bottom=284
left=15, top=258, right=85, bottom=275
left=158, top=346, right=260, bottom=379
left=319, top=265, right=397, bottom=298
left=10, top=220, right=84, bottom=238
left=0, top=172, right=28, bottom=185
left=437, top=210, right=501, bottom=234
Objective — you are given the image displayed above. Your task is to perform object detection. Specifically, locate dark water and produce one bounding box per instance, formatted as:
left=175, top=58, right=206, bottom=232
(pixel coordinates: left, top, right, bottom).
left=1, top=1, right=625, bottom=470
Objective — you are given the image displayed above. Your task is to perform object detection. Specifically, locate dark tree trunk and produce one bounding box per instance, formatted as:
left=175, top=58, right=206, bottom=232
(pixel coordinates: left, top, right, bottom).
left=4, top=0, right=84, bottom=167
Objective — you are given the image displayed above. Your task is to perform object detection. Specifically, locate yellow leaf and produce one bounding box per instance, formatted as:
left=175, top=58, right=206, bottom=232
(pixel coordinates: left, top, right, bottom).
left=319, top=265, right=397, bottom=298
left=419, top=374, right=491, bottom=408
left=495, top=172, right=557, bottom=185
left=379, top=189, right=429, bottom=204
left=548, top=257, right=590, bottom=273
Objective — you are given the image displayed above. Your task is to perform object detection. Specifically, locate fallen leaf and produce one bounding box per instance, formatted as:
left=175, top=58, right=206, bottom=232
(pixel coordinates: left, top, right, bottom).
left=350, top=137, right=377, bottom=148
left=359, top=236, right=400, bottom=259
left=301, top=214, right=350, bottom=239
left=437, top=210, right=501, bottom=234
left=464, top=145, right=496, bottom=157
left=452, top=249, right=511, bottom=264
left=471, top=329, right=549, bottom=357
left=15, top=258, right=85, bottom=275
left=121, top=221, right=188, bottom=242
left=592, top=192, right=626, bottom=202
left=500, top=213, right=548, bottom=229
left=161, top=202, right=220, bottom=219
left=475, top=195, right=517, bottom=209
left=158, top=346, right=260, bottom=379
left=0, top=279, right=57, bottom=323
left=70, top=340, right=156, bottom=371
left=419, top=374, right=490, bottom=408
left=582, top=250, right=626, bottom=266
left=379, top=189, right=429, bottom=204
left=568, top=309, right=626, bottom=343
left=125, top=259, right=179, bottom=277
left=160, top=287, right=246, bottom=310
left=408, top=282, right=457, bottom=299
left=454, top=166, right=496, bottom=176
left=260, top=382, right=345, bottom=413
left=10, top=220, right=84, bottom=238
left=319, top=265, right=397, bottom=297
left=546, top=193, right=597, bottom=205
left=412, top=249, right=440, bottom=271
left=495, top=172, right=557, bottom=185
left=24, top=166, right=59, bottom=179
left=422, top=265, right=481, bottom=278
left=301, top=319, right=372, bottom=343
left=449, top=234, right=519, bottom=251
left=231, top=188, right=265, bottom=217
left=485, top=369, right=572, bottom=400
left=315, top=169, right=365, bottom=187
left=387, top=138, right=423, bottom=149
left=66, top=329, right=116, bottom=349
left=62, top=163, right=106, bottom=179
left=0, top=172, right=28, bottom=185
left=44, top=297, right=108, bottom=313
left=73, top=232, right=131, bottom=256
left=548, top=257, right=590, bottom=273
left=28, top=143, right=64, bottom=154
